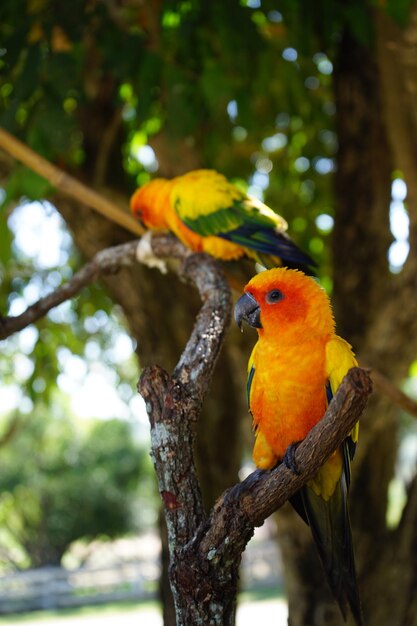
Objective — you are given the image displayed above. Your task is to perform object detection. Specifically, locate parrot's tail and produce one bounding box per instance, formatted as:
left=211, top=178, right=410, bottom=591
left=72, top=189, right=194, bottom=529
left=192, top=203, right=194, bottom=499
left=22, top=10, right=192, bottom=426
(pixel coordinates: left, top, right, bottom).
left=294, top=475, right=364, bottom=626
left=256, top=251, right=316, bottom=275
left=254, top=231, right=317, bottom=275
left=219, top=228, right=317, bottom=274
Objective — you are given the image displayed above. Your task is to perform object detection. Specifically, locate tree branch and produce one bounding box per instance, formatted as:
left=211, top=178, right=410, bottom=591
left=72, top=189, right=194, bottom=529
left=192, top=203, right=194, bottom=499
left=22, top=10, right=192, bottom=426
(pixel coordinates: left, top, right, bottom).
left=138, top=253, right=232, bottom=540
left=0, top=233, right=188, bottom=340
left=0, top=241, right=133, bottom=339
left=366, top=364, right=417, bottom=420
left=198, top=367, right=370, bottom=535
left=0, top=127, right=144, bottom=236
left=174, top=369, right=371, bottom=626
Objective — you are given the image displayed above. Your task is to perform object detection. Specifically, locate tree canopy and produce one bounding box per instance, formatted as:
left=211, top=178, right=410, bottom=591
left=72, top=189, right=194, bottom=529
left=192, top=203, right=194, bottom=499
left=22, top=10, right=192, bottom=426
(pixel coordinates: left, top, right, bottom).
left=0, top=415, right=154, bottom=568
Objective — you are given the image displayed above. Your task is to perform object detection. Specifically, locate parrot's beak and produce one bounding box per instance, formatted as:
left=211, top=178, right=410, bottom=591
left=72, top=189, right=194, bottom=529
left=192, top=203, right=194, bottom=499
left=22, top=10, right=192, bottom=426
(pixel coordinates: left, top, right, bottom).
left=234, top=292, right=262, bottom=330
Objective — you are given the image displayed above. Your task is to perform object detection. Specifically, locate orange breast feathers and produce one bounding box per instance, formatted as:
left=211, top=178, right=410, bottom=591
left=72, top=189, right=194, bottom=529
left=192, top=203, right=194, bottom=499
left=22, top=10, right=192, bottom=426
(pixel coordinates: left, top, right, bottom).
left=250, top=338, right=328, bottom=466
left=130, top=178, right=199, bottom=247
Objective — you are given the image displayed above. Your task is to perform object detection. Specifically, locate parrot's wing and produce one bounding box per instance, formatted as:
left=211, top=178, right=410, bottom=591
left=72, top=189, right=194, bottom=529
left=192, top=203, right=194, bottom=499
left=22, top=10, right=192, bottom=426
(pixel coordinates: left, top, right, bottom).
left=172, top=170, right=316, bottom=271
left=294, top=335, right=363, bottom=625
left=172, top=170, right=282, bottom=235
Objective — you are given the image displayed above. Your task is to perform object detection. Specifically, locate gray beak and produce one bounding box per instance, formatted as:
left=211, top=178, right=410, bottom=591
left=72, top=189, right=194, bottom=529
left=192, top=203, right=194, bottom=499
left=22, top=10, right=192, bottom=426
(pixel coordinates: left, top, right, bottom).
left=234, top=292, right=262, bottom=330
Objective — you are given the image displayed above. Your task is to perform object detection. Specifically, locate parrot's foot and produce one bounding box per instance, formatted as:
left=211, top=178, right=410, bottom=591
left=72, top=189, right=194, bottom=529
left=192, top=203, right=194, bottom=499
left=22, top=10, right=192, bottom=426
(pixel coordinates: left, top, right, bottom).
left=282, top=442, right=301, bottom=475
left=136, top=231, right=168, bottom=274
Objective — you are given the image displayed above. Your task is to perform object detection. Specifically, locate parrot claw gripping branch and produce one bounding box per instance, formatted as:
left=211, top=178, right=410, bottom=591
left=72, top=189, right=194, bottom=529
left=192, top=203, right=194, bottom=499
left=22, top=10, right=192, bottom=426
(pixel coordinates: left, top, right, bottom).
left=135, top=230, right=169, bottom=274
left=282, top=442, right=302, bottom=475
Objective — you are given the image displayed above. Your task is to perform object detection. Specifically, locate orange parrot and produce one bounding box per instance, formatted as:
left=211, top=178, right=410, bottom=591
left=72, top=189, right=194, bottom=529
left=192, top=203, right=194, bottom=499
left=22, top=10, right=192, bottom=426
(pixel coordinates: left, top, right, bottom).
left=234, top=268, right=362, bottom=625
left=130, top=169, right=316, bottom=273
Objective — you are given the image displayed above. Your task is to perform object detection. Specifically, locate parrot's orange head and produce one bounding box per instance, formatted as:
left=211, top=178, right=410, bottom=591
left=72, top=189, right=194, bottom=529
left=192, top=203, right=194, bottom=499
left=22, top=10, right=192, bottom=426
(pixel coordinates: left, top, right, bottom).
left=234, top=268, right=335, bottom=340
left=130, top=179, right=173, bottom=230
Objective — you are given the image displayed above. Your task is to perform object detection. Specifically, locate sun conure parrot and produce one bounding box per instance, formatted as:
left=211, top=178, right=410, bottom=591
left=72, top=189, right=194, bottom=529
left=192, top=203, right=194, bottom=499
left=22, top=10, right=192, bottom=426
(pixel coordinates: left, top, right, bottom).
left=234, top=268, right=363, bottom=626
left=130, top=169, right=316, bottom=273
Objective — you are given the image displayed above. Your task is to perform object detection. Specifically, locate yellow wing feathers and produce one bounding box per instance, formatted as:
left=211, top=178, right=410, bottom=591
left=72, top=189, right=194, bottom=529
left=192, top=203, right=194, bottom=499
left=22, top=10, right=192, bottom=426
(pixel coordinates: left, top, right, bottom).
left=171, top=170, right=244, bottom=220
left=326, top=335, right=359, bottom=444
left=326, top=335, right=358, bottom=392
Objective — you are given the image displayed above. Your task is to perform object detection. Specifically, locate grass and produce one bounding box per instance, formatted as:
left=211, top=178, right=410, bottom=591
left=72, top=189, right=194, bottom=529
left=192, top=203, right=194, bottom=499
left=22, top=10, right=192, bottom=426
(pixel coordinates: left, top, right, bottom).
left=1, top=598, right=161, bottom=623
left=239, top=586, right=286, bottom=604
left=1, top=588, right=286, bottom=625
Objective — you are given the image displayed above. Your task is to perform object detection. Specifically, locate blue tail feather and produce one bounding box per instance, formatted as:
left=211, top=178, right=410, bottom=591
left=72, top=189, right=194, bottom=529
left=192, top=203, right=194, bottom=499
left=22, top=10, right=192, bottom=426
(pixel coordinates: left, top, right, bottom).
left=219, top=225, right=316, bottom=272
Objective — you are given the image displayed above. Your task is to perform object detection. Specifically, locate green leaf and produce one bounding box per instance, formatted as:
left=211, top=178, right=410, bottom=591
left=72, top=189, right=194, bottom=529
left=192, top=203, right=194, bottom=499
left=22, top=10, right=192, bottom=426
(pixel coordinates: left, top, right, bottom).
left=0, top=212, right=12, bottom=266
left=4, top=167, right=53, bottom=203
left=385, top=0, right=413, bottom=26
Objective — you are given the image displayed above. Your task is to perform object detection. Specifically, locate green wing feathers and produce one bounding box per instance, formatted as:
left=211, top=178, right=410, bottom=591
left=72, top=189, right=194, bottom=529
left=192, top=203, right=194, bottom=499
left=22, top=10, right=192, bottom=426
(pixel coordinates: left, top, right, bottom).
left=171, top=169, right=316, bottom=271
left=172, top=170, right=283, bottom=236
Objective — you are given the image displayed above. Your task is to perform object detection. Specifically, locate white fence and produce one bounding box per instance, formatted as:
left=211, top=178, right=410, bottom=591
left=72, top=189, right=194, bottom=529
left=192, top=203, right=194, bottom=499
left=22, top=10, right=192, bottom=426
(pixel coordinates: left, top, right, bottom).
left=0, top=559, right=159, bottom=614
left=0, top=539, right=283, bottom=614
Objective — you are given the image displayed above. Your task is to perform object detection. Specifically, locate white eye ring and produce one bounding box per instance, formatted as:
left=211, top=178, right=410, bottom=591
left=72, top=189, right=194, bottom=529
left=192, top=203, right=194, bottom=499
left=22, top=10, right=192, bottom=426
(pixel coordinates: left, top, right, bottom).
left=266, top=289, right=284, bottom=304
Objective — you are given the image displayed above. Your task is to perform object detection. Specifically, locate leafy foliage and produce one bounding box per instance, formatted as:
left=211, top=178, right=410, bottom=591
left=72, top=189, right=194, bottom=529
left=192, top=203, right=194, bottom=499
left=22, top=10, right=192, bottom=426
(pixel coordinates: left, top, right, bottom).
left=0, top=413, right=154, bottom=568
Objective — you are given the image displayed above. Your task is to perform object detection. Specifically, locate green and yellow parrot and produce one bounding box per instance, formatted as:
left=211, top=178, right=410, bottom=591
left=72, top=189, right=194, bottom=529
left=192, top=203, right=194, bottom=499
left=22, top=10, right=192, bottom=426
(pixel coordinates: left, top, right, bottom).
left=131, top=169, right=316, bottom=273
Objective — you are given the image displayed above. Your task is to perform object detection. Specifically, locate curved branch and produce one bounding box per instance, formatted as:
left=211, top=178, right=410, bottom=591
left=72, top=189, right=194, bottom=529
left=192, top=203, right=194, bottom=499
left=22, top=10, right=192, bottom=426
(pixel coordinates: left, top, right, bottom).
left=0, top=242, right=134, bottom=339
left=174, top=368, right=370, bottom=625
left=139, top=252, right=232, bottom=534
left=139, top=252, right=232, bottom=624
left=0, top=233, right=188, bottom=340
left=197, top=367, right=371, bottom=551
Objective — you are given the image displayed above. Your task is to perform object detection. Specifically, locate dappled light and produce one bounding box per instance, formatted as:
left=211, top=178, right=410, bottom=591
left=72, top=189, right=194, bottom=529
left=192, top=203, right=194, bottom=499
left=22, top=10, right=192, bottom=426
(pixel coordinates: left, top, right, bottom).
left=389, top=178, right=409, bottom=272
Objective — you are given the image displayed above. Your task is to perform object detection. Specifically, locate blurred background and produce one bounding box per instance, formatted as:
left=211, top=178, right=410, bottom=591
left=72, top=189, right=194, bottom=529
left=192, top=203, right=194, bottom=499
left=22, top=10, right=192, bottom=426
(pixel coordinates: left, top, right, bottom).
left=1, top=1, right=417, bottom=625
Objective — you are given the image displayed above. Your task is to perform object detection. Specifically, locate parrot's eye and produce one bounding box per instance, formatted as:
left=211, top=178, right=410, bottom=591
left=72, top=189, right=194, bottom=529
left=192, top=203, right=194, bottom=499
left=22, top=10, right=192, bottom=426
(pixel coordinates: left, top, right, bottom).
left=266, top=289, right=284, bottom=304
